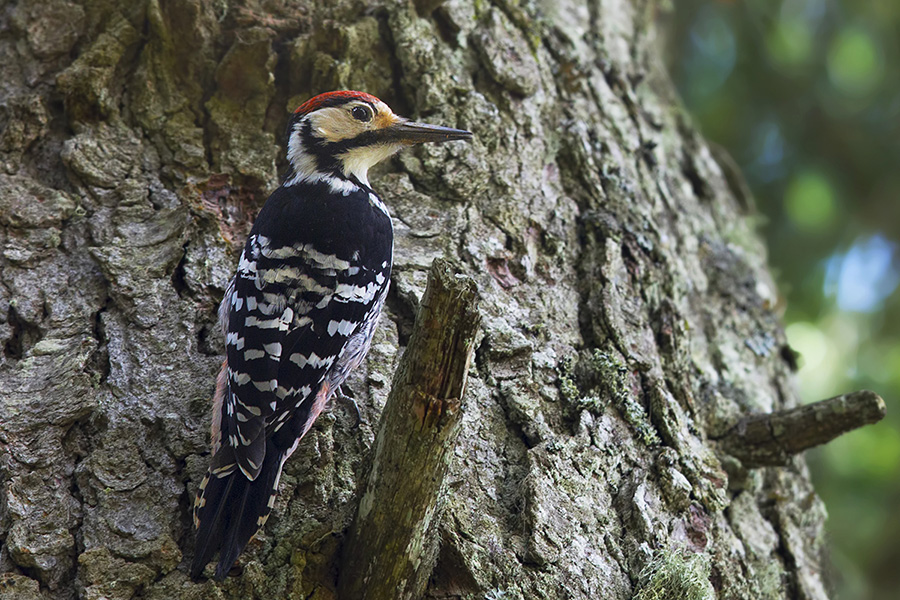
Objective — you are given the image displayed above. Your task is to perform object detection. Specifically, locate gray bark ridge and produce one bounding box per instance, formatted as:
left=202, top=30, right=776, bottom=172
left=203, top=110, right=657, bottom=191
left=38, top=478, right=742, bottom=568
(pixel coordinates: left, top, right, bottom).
left=0, top=1, right=829, bottom=599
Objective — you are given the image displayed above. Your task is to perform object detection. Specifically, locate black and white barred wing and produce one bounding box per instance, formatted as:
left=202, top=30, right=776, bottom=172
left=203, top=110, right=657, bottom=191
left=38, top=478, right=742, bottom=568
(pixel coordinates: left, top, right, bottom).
left=214, top=233, right=384, bottom=481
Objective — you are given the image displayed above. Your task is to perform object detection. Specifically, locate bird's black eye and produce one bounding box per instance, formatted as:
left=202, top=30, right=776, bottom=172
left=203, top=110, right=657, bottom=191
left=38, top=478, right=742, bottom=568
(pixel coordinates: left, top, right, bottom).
left=351, top=105, right=373, bottom=122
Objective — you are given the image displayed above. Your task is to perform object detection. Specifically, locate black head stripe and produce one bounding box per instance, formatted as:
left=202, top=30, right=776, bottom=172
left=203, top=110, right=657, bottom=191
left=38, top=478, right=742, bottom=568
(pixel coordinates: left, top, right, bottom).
left=306, top=128, right=385, bottom=173
left=324, top=130, right=381, bottom=154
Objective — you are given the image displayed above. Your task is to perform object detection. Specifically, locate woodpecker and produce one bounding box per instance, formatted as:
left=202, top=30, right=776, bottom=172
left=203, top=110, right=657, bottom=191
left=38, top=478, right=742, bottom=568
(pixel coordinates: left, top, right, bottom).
left=190, top=91, right=471, bottom=580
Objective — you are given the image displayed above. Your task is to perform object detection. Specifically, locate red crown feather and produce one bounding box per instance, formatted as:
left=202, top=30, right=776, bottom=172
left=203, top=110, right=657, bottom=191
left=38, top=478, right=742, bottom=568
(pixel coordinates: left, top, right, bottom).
left=294, top=91, right=380, bottom=116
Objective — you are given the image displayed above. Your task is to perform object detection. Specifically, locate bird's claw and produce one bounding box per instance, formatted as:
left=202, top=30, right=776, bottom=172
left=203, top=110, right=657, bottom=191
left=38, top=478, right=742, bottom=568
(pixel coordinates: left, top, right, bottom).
left=334, top=385, right=364, bottom=428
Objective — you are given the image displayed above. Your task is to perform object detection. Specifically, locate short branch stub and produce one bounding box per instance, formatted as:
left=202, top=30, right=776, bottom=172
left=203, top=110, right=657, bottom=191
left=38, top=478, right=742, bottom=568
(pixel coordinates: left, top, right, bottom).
left=718, top=390, right=887, bottom=468
left=337, top=258, right=481, bottom=600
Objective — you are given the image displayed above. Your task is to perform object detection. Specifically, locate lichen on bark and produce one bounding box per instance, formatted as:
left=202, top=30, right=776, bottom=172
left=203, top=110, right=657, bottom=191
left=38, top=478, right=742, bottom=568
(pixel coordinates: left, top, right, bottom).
left=1, top=1, right=832, bottom=599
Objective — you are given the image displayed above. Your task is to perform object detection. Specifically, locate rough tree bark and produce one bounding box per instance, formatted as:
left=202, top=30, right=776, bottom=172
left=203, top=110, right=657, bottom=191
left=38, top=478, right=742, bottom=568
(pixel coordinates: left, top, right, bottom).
left=0, top=0, right=852, bottom=599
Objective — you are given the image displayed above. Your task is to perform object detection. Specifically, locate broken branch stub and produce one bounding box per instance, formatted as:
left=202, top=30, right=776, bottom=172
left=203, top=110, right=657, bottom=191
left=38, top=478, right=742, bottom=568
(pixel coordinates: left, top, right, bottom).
left=718, top=390, right=887, bottom=468
left=338, top=258, right=481, bottom=600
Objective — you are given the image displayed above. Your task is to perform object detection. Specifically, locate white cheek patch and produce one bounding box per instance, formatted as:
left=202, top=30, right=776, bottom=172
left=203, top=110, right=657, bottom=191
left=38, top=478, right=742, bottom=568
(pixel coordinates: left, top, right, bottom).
left=310, top=107, right=363, bottom=142
left=338, top=144, right=403, bottom=186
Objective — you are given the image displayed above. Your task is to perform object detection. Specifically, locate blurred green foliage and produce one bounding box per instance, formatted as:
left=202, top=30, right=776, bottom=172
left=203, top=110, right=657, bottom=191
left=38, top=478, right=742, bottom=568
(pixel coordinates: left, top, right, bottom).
left=667, top=1, right=900, bottom=599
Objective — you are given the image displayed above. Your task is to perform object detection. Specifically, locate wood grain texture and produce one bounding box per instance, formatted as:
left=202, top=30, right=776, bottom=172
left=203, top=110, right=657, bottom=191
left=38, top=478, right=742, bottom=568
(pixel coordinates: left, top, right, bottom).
left=338, top=258, right=481, bottom=600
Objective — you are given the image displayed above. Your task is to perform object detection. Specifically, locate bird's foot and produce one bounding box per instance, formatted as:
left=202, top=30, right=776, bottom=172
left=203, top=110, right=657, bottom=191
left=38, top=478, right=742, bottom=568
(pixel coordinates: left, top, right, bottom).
left=334, top=385, right=364, bottom=428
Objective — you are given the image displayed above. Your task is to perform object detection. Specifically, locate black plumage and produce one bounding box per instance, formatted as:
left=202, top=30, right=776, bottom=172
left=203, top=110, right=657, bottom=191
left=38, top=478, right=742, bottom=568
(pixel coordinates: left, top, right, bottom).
left=191, top=180, right=392, bottom=580
left=191, top=90, right=470, bottom=580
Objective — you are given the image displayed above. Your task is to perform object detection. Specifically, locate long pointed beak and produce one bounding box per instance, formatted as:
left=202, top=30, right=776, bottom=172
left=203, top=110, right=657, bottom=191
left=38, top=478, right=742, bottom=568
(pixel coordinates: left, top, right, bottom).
left=384, top=120, right=473, bottom=145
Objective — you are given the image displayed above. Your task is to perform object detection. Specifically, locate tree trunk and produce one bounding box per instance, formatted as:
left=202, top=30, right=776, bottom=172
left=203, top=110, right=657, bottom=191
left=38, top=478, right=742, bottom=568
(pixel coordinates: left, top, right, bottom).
left=0, top=1, right=836, bottom=598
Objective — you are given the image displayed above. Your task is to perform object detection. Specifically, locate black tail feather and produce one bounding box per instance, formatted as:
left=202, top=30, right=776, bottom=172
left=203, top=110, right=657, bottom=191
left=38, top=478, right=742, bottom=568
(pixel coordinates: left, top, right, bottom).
left=191, top=468, right=238, bottom=580
left=191, top=442, right=284, bottom=581
left=213, top=472, right=251, bottom=581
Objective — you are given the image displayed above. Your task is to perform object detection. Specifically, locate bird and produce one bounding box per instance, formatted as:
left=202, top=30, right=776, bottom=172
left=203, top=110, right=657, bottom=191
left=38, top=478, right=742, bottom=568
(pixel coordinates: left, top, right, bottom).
left=190, top=90, right=472, bottom=581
